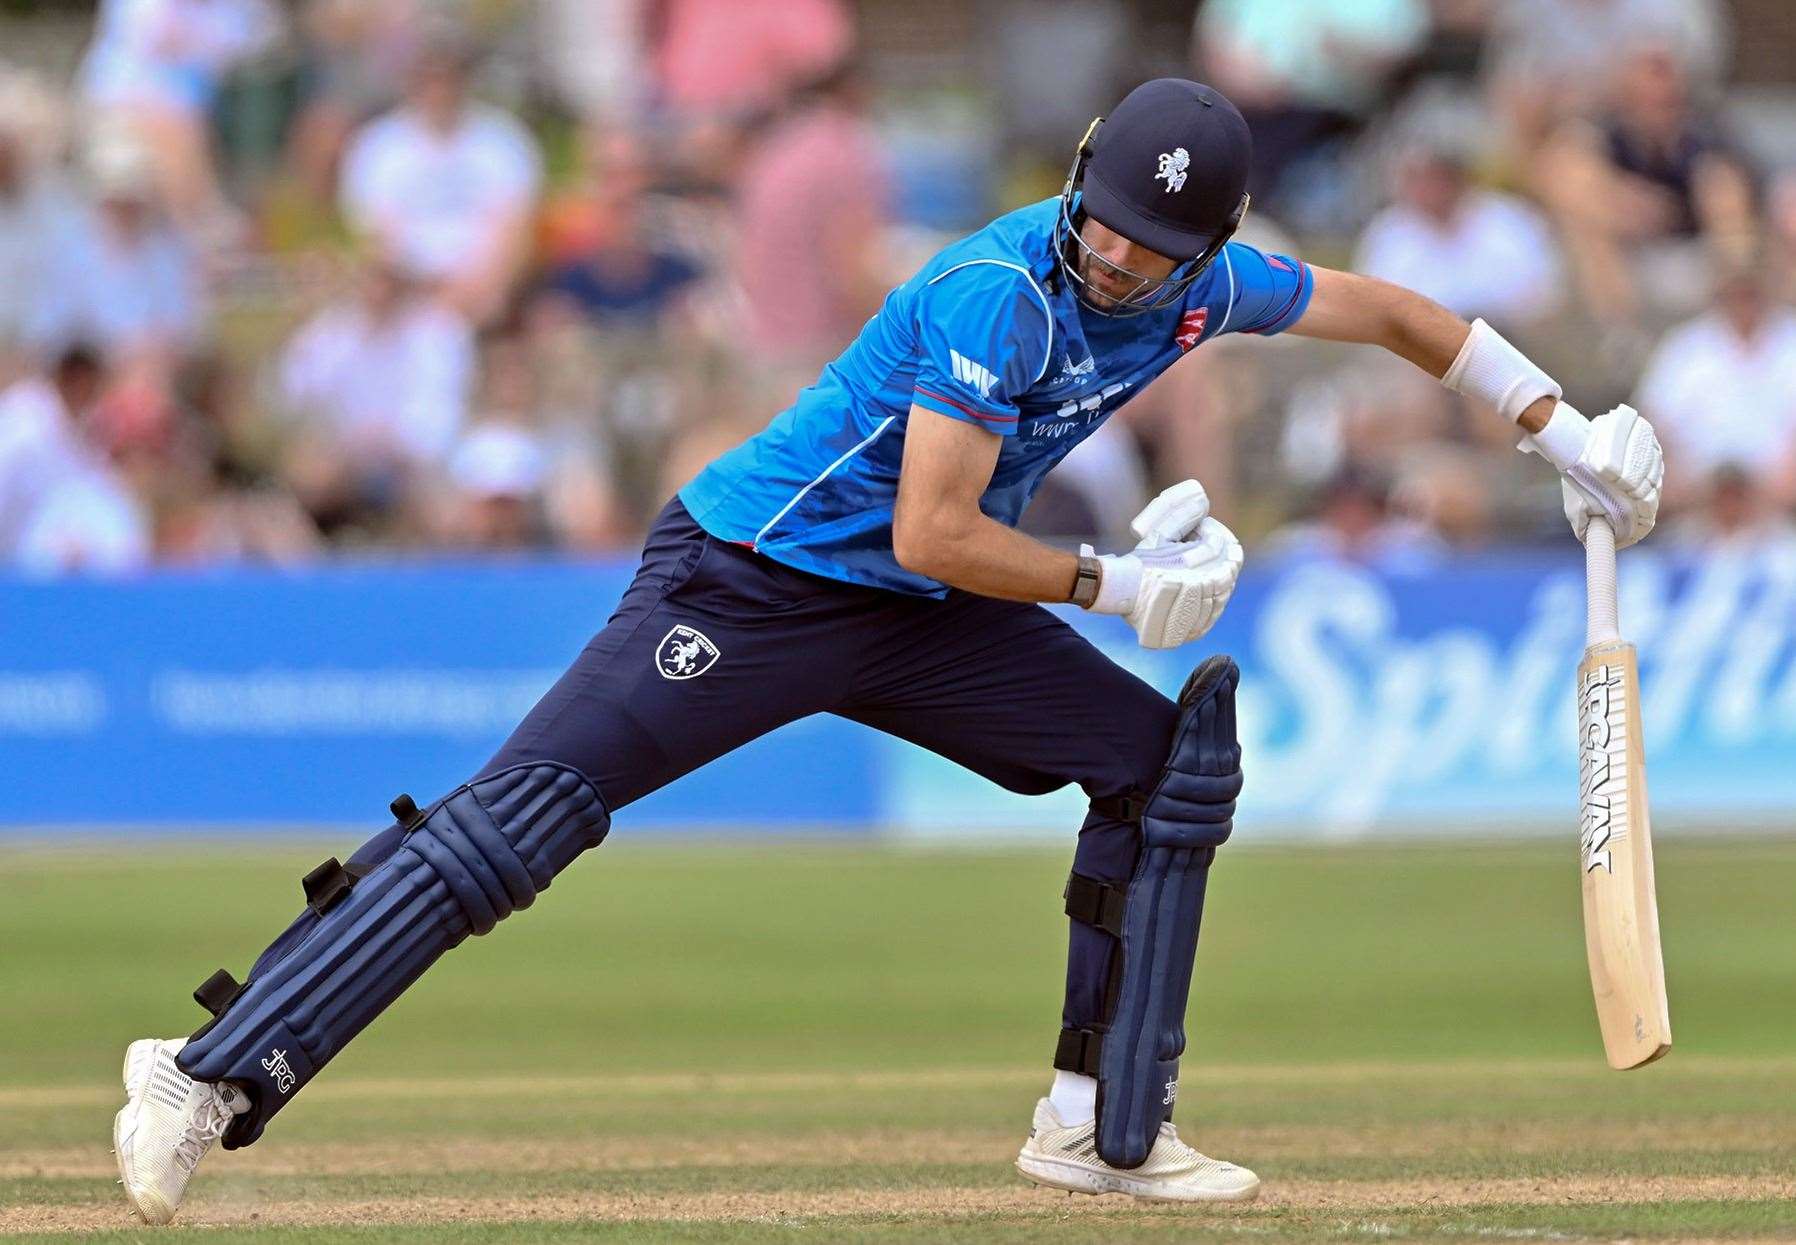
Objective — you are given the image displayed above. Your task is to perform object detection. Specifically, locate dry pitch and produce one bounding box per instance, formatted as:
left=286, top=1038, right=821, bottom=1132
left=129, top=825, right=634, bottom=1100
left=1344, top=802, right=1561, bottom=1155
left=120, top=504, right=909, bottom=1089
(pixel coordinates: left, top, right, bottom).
left=2, top=837, right=1793, bottom=1242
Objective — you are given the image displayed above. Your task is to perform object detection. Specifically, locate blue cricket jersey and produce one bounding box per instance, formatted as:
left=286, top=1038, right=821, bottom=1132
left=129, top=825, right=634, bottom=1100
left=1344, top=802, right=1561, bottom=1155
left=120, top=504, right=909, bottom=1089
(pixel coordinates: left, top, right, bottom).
left=679, top=196, right=1313, bottom=597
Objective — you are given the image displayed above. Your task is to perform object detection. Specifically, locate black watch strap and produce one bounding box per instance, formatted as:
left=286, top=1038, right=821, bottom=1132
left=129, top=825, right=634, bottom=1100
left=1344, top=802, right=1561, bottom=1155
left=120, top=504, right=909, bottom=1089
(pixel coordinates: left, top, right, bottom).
left=1070, top=554, right=1103, bottom=608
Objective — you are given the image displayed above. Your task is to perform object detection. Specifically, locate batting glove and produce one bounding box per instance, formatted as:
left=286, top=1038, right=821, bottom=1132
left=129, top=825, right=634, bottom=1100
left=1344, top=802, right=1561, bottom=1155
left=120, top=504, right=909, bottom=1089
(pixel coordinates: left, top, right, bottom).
left=1521, top=402, right=1665, bottom=548
left=1086, top=480, right=1245, bottom=650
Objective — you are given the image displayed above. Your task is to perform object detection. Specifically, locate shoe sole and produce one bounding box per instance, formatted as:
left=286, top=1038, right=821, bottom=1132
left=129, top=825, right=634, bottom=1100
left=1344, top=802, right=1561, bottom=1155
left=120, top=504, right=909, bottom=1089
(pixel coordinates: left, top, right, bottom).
left=1015, top=1150, right=1261, bottom=1203
left=113, top=1100, right=173, bottom=1223
left=115, top=1041, right=177, bottom=1225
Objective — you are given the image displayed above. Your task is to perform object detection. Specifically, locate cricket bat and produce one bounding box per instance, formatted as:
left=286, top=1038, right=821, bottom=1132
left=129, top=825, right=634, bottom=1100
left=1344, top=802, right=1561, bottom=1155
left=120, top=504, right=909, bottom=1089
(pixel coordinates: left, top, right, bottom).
left=1576, top=517, right=1671, bottom=1070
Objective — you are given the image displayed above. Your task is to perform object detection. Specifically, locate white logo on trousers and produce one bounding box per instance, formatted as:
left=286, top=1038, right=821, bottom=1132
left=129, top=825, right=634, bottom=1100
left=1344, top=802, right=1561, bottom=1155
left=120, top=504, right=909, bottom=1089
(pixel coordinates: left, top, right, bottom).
left=656, top=624, right=722, bottom=680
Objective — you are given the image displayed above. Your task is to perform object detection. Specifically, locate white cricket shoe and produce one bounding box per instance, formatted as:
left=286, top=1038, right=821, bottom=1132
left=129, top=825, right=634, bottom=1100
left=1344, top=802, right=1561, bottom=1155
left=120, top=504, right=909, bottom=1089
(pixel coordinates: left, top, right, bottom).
left=1015, top=1097, right=1260, bottom=1203
left=112, top=1038, right=242, bottom=1224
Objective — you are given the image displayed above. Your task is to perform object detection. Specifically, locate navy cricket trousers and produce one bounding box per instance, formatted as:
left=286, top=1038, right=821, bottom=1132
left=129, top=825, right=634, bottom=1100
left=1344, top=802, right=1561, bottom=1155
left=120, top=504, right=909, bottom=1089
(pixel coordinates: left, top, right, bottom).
left=477, top=499, right=1181, bottom=1036
left=246, top=500, right=1183, bottom=1042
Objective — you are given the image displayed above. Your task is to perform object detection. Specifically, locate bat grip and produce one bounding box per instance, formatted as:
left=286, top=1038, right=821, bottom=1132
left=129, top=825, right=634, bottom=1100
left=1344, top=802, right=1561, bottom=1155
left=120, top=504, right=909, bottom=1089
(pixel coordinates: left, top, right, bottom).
left=1585, top=517, right=1620, bottom=646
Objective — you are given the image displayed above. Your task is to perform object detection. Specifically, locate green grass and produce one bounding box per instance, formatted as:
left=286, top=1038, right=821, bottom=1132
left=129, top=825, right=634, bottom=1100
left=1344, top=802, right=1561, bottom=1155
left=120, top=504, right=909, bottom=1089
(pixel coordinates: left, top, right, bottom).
left=2, top=837, right=1793, bottom=1242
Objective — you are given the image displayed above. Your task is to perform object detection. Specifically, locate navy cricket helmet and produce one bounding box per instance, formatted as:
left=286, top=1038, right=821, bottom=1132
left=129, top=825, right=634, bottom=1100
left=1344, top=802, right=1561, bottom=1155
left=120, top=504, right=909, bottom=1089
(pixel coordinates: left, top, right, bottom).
left=1056, top=78, right=1253, bottom=315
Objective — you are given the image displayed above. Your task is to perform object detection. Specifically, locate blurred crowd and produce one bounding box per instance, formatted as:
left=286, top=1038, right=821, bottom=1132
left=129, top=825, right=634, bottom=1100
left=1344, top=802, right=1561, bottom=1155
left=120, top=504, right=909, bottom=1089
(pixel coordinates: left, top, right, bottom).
left=2, top=0, right=1793, bottom=576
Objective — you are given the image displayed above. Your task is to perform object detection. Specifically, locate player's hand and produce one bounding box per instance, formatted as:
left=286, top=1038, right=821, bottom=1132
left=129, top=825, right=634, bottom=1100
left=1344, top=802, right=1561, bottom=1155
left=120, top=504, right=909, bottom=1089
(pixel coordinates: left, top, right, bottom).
left=1558, top=405, right=1664, bottom=549
left=1085, top=480, right=1245, bottom=649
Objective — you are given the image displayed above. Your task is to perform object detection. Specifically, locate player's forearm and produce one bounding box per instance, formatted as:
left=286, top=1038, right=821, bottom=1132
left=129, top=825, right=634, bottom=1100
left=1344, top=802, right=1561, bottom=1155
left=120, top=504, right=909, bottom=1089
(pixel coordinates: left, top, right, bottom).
left=1379, top=289, right=1555, bottom=433
left=1292, top=269, right=1467, bottom=374
left=1363, top=277, right=1471, bottom=381
left=893, top=509, right=1080, bottom=603
left=1296, top=269, right=1556, bottom=434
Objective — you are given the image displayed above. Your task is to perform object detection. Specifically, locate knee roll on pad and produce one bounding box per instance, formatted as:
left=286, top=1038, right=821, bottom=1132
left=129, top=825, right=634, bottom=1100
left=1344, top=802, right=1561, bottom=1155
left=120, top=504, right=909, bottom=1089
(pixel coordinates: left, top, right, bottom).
left=177, top=762, right=609, bottom=1147
left=1055, top=655, right=1242, bottom=1170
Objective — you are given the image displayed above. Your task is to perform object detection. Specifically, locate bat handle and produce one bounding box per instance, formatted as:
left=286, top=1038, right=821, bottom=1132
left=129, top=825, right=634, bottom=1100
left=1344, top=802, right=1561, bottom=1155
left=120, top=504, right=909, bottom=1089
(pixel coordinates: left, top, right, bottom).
left=1585, top=517, right=1620, bottom=646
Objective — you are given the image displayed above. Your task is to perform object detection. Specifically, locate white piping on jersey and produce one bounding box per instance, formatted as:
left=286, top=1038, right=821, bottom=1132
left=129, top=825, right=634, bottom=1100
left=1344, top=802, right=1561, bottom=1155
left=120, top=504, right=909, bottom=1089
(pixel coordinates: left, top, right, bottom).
left=1213, top=248, right=1237, bottom=335
left=924, top=260, right=1055, bottom=385
left=754, top=415, right=899, bottom=548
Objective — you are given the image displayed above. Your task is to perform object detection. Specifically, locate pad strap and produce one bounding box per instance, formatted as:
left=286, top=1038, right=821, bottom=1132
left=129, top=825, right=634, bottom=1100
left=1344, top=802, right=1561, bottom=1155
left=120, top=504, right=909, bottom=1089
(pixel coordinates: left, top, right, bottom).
left=1090, top=790, right=1148, bottom=823
left=297, top=794, right=422, bottom=918
left=300, top=857, right=375, bottom=917
left=1053, top=1026, right=1104, bottom=1077
left=193, top=968, right=245, bottom=1017
left=389, top=793, right=427, bottom=830
left=1063, top=872, right=1127, bottom=938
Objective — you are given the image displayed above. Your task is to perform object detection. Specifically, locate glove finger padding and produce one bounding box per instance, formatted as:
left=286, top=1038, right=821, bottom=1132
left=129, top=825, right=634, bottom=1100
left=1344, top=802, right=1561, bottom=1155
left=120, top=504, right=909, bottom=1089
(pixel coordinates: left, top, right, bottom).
left=1130, top=479, right=1211, bottom=548
left=1180, top=517, right=1244, bottom=572
left=1585, top=405, right=1653, bottom=480
left=1563, top=406, right=1663, bottom=548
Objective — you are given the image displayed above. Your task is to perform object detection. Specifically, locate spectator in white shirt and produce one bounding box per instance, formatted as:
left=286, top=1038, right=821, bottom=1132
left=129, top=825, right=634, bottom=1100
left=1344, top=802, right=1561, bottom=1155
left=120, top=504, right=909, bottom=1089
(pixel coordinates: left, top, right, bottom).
left=79, top=0, right=280, bottom=227
left=0, top=71, right=75, bottom=371
left=338, top=39, right=543, bottom=323
left=1355, top=139, right=1562, bottom=329
left=278, top=256, right=475, bottom=534
left=14, top=458, right=153, bottom=576
left=0, top=345, right=153, bottom=575
left=0, top=347, right=101, bottom=556
left=1634, top=259, right=1796, bottom=510
left=36, top=135, right=206, bottom=364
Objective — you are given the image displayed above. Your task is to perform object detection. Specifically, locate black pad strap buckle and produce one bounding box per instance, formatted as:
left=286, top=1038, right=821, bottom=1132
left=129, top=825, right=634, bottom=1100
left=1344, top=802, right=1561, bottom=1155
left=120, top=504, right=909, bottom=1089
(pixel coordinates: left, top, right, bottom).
left=390, top=793, right=426, bottom=831
left=1092, top=790, right=1148, bottom=823
left=1063, top=872, right=1127, bottom=938
left=193, top=968, right=244, bottom=1017
left=1053, top=1027, right=1104, bottom=1077
left=302, top=856, right=371, bottom=916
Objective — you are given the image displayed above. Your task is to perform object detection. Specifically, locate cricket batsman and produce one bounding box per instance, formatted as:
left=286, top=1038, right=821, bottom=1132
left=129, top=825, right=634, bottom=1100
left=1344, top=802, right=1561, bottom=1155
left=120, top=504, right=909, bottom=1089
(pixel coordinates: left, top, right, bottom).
left=113, top=79, right=1664, bottom=1220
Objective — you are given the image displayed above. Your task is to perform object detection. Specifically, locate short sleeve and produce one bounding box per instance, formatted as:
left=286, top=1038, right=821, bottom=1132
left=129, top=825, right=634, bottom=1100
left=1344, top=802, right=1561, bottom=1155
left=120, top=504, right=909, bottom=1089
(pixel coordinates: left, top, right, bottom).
left=910, top=262, right=1054, bottom=436
left=1213, top=242, right=1315, bottom=337
left=338, top=119, right=393, bottom=225
left=479, top=113, right=544, bottom=204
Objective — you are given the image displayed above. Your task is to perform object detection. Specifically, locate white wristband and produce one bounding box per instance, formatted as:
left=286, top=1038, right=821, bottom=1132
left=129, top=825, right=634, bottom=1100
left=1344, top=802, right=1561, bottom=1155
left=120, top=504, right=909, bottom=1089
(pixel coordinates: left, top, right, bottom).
left=1442, top=318, right=1562, bottom=424
left=1517, top=400, right=1592, bottom=471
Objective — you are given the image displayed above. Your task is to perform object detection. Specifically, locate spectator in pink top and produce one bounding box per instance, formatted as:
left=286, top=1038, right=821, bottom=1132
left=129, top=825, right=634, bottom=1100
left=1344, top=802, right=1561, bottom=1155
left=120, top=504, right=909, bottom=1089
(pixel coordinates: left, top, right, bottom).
left=734, top=62, right=893, bottom=375
left=649, top=0, right=853, bottom=121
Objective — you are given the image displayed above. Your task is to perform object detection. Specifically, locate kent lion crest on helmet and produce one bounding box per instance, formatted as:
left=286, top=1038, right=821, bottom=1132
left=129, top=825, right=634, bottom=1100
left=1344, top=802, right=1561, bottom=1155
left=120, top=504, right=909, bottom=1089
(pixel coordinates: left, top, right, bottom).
left=656, top=624, right=721, bottom=680
left=1155, top=147, right=1190, bottom=193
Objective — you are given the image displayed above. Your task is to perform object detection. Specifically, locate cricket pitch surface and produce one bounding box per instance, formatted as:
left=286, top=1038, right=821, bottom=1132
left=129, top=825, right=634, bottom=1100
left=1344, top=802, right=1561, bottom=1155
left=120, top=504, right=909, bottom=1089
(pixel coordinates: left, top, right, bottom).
left=4, top=838, right=1793, bottom=1242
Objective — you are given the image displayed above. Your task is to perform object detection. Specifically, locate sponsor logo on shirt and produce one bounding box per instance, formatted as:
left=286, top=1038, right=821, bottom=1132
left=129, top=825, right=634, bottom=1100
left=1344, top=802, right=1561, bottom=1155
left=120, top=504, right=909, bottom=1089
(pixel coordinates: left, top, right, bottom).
left=1175, top=307, right=1208, bottom=352
left=949, top=349, right=998, bottom=398
left=1054, top=352, right=1097, bottom=386
left=1033, top=380, right=1133, bottom=438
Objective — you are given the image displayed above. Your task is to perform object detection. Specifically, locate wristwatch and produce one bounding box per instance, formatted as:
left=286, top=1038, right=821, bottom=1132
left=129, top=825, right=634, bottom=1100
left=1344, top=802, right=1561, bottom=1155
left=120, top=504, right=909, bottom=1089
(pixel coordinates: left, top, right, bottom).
left=1069, top=553, right=1103, bottom=608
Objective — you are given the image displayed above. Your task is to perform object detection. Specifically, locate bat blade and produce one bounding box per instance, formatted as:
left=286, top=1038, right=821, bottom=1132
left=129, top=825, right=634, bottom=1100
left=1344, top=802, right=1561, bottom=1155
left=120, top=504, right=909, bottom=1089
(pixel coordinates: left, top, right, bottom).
left=1576, top=638, right=1671, bottom=1069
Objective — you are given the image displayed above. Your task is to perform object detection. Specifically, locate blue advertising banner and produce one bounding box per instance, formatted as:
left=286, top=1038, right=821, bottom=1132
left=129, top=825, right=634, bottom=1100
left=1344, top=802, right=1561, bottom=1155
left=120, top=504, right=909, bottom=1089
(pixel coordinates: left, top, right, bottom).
left=892, top=543, right=1796, bottom=839
left=4, top=544, right=1793, bottom=835
left=0, top=562, right=883, bottom=831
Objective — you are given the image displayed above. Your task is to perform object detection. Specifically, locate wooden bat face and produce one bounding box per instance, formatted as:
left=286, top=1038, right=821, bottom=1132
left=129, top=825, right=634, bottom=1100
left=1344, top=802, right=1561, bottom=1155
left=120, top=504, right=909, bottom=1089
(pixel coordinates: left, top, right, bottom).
left=1577, top=638, right=1671, bottom=1069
